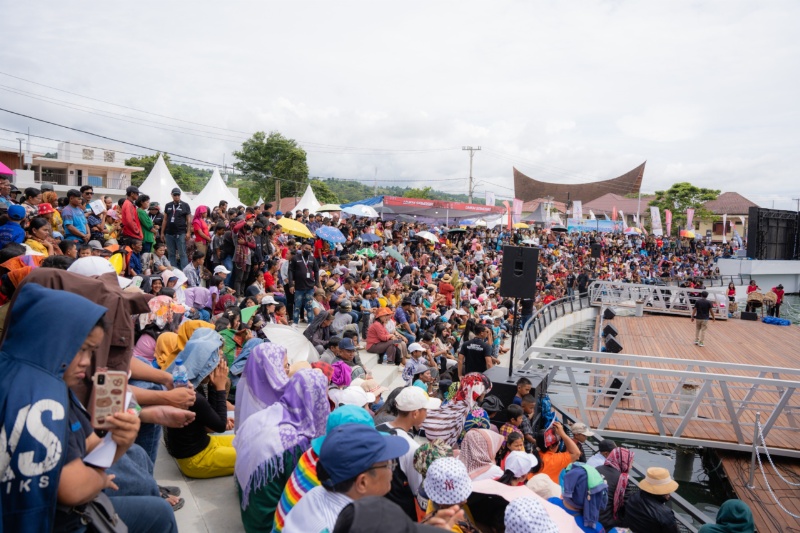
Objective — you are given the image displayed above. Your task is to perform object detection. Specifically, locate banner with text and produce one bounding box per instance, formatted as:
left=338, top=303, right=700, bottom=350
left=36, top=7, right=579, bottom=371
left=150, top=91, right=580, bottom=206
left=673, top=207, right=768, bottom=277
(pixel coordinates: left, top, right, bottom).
left=665, top=209, right=672, bottom=236
left=650, top=206, right=663, bottom=236
left=567, top=218, right=624, bottom=233
left=485, top=191, right=495, bottom=207
left=572, top=200, right=583, bottom=220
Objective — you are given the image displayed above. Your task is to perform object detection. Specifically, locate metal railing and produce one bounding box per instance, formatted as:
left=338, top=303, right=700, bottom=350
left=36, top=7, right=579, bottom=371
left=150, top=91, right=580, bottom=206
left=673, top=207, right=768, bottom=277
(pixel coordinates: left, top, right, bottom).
left=588, top=280, right=728, bottom=319
left=521, top=294, right=591, bottom=352
left=523, top=345, right=800, bottom=458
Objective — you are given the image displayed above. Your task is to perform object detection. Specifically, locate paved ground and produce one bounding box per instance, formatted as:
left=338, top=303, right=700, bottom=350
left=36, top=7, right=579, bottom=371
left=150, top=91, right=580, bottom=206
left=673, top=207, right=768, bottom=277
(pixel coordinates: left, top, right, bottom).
left=154, top=327, right=518, bottom=532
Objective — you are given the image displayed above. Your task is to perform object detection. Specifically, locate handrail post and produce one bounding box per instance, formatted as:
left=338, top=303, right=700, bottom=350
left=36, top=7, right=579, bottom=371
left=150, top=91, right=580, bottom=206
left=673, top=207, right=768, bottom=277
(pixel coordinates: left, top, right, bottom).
left=747, top=411, right=761, bottom=489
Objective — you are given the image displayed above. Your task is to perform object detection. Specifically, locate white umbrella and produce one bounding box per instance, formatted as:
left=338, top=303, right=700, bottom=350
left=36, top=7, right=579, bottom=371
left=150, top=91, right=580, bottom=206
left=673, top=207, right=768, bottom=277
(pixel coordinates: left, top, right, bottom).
left=415, top=230, right=439, bottom=243
left=261, top=324, right=317, bottom=363
left=343, top=204, right=379, bottom=218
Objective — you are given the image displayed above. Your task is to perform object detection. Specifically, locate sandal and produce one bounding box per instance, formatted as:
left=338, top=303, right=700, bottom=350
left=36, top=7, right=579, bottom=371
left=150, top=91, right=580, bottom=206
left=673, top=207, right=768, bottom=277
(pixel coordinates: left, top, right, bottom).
left=160, top=490, right=185, bottom=512
left=159, top=485, right=182, bottom=497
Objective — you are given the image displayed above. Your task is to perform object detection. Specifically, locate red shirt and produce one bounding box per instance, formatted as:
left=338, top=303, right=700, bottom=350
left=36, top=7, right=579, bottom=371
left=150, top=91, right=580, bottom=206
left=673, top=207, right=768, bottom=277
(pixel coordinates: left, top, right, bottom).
left=121, top=199, right=142, bottom=240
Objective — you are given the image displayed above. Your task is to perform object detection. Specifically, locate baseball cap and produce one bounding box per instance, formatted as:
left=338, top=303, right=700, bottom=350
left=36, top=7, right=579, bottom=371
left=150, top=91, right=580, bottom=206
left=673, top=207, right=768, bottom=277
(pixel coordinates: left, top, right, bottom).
left=481, top=395, right=505, bottom=413
left=320, top=424, right=409, bottom=486
left=52, top=231, right=64, bottom=239
left=338, top=337, right=357, bottom=351
left=40, top=183, right=54, bottom=192
left=394, top=387, right=441, bottom=412
left=171, top=187, right=181, bottom=195
left=88, top=240, right=103, bottom=251
left=261, top=295, right=278, bottom=305
left=275, top=211, right=283, bottom=216
left=125, top=186, right=139, bottom=195
left=7, top=205, right=25, bottom=221
left=334, top=385, right=375, bottom=407
left=598, top=439, right=617, bottom=453
left=401, top=297, right=413, bottom=306
left=423, top=457, right=472, bottom=506
left=407, top=342, right=424, bottom=353
left=149, top=202, right=160, bottom=209
left=527, top=473, right=562, bottom=500
left=504, top=451, right=539, bottom=477
left=213, top=265, right=231, bottom=275
left=311, top=405, right=375, bottom=455
left=570, top=422, right=595, bottom=437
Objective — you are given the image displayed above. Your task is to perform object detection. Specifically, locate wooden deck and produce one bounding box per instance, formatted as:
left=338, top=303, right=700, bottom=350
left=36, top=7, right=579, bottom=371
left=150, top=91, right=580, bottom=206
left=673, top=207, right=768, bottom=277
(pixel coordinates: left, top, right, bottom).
left=569, top=315, right=800, bottom=451
left=718, top=452, right=800, bottom=532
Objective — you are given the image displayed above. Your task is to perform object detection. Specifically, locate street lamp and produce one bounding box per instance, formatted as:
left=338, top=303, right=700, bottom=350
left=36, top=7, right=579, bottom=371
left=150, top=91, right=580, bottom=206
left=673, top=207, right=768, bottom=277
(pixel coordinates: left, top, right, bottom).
left=16, top=138, right=24, bottom=170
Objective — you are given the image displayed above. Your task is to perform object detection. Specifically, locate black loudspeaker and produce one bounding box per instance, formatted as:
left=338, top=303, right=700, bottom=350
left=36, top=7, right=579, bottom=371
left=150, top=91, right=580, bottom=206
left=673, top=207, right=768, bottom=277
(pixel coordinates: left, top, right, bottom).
left=741, top=312, right=758, bottom=321
left=603, top=308, right=616, bottom=320
left=602, top=324, right=618, bottom=337
left=591, top=243, right=602, bottom=258
left=499, top=245, right=539, bottom=299
left=605, top=336, right=623, bottom=353
left=607, top=377, right=632, bottom=397
left=483, top=366, right=548, bottom=423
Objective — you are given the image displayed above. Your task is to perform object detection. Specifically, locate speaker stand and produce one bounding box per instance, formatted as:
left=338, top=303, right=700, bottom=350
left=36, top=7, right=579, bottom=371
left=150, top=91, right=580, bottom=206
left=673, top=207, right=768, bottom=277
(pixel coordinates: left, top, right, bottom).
left=508, top=297, right=519, bottom=378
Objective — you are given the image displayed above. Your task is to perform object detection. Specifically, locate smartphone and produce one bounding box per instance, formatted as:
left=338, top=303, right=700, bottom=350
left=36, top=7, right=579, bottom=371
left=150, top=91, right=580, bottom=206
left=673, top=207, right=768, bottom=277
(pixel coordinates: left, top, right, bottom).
left=89, top=370, right=128, bottom=429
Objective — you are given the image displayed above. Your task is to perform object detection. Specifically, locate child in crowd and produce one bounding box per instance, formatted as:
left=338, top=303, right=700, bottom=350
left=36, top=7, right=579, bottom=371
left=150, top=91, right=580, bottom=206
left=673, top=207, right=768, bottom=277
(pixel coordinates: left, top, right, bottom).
left=520, top=393, right=537, bottom=453
left=500, top=404, right=525, bottom=442
left=512, top=376, right=532, bottom=405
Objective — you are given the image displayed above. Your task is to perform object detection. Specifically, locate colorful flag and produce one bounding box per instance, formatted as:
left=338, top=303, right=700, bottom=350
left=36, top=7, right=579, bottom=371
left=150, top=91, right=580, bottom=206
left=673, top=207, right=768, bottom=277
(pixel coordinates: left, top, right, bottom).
left=485, top=191, right=495, bottom=206
left=665, top=209, right=672, bottom=236
left=611, top=206, right=618, bottom=221
left=503, top=200, right=511, bottom=230
left=650, top=206, right=663, bottom=236
left=686, top=208, right=695, bottom=229
left=619, top=210, right=625, bottom=225
left=589, top=210, right=596, bottom=220
left=572, top=200, right=583, bottom=220
left=722, top=214, right=728, bottom=244
left=512, top=198, right=523, bottom=224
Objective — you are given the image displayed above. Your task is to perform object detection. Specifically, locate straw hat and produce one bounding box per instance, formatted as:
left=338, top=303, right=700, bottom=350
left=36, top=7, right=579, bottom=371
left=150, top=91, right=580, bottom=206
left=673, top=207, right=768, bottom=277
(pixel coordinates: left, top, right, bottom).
left=639, top=467, right=679, bottom=495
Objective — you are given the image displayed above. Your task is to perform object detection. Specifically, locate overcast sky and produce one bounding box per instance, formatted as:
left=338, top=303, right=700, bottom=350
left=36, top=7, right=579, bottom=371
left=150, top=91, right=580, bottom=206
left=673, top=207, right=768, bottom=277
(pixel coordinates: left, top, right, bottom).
left=2, top=1, right=798, bottom=208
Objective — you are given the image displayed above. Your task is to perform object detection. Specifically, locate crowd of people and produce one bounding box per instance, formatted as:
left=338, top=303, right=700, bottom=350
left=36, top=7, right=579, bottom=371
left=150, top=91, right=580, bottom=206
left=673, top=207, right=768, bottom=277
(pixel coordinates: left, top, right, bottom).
left=0, top=176, right=757, bottom=532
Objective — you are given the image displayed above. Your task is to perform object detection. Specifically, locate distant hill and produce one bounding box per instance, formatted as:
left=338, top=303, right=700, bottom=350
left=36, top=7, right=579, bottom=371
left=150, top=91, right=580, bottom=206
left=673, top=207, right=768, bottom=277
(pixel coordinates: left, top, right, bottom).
left=318, top=177, right=471, bottom=204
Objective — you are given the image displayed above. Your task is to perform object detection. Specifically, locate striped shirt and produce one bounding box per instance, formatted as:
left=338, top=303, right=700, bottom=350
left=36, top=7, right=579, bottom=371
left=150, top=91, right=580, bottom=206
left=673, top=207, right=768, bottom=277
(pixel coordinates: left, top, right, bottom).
left=282, top=486, right=352, bottom=533
left=273, top=448, right=320, bottom=533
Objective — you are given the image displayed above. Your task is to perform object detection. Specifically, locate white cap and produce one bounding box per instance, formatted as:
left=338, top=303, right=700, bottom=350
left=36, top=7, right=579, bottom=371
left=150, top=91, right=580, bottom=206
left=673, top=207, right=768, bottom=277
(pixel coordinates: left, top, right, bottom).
left=337, top=386, right=375, bottom=407
left=395, top=387, right=441, bottom=411
left=570, top=422, right=595, bottom=437
left=407, top=342, right=425, bottom=353
left=67, top=256, right=131, bottom=288
left=213, top=265, right=231, bottom=275
left=261, top=295, right=278, bottom=305
left=504, top=451, right=539, bottom=477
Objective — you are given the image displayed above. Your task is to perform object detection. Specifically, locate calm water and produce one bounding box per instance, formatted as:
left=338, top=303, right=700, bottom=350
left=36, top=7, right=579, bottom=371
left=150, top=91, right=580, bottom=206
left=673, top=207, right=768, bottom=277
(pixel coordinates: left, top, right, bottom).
left=535, top=318, right=728, bottom=525
left=781, top=294, right=800, bottom=324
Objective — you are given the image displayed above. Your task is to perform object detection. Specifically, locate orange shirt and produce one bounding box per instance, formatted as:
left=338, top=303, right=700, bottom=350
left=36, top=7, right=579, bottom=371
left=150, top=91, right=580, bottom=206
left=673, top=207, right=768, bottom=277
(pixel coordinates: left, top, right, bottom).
left=539, top=450, right=573, bottom=484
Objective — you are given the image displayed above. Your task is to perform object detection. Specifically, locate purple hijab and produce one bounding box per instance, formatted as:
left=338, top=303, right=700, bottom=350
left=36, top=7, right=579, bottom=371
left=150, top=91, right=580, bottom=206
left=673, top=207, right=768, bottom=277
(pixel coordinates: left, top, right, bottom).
left=234, top=369, right=330, bottom=508
left=234, top=342, right=290, bottom=430
left=184, top=286, right=212, bottom=310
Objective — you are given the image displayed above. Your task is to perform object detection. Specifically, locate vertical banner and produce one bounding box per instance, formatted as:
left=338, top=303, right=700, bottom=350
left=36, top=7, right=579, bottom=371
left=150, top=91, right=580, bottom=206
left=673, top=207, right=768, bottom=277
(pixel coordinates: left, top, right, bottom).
left=572, top=200, right=583, bottom=220
left=650, top=206, right=663, bottom=236
left=512, top=198, right=523, bottom=224
left=686, top=208, right=695, bottom=229
left=485, top=191, right=495, bottom=206
left=722, top=214, right=728, bottom=244
left=665, top=209, right=672, bottom=236
left=611, top=206, right=618, bottom=221
left=619, top=210, right=625, bottom=226
left=589, top=209, right=596, bottom=220
left=502, top=200, right=511, bottom=230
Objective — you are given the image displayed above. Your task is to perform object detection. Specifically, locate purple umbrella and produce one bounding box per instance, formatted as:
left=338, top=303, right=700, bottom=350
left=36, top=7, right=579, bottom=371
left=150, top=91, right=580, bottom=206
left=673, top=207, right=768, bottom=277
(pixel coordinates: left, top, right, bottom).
left=0, top=162, right=13, bottom=176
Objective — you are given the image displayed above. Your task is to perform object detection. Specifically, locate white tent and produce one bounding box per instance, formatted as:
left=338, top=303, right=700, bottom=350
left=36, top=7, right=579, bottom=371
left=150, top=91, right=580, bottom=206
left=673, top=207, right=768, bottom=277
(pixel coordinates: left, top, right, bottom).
left=189, top=168, right=244, bottom=210
left=138, top=154, right=182, bottom=207
left=293, top=184, right=322, bottom=214
left=256, top=197, right=265, bottom=206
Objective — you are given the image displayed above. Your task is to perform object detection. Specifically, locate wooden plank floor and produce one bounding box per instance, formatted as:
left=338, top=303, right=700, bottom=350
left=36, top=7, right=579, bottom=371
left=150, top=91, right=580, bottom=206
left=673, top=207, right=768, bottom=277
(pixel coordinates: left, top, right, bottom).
left=719, top=452, right=800, bottom=532
left=570, top=315, right=800, bottom=451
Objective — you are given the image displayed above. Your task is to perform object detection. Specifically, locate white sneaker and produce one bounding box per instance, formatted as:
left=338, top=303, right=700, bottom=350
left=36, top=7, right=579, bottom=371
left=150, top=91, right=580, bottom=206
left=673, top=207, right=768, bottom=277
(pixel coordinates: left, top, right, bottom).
left=698, top=343, right=704, bottom=347
left=694, top=341, right=699, bottom=345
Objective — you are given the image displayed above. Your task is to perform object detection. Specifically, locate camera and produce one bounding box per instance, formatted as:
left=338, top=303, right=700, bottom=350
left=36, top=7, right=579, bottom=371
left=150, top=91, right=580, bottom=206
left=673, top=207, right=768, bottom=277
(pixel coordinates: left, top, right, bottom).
left=97, top=374, right=105, bottom=385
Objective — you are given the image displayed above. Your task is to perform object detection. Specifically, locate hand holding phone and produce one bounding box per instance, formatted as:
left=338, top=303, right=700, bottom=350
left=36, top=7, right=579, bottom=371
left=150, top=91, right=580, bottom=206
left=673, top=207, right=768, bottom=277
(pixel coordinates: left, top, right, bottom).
left=89, top=371, right=128, bottom=429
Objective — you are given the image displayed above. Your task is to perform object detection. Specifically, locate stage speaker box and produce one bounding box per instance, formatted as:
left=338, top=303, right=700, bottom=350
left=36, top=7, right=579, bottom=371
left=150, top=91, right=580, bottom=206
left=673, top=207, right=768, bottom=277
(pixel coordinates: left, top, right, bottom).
left=602, top=324, right=618, bottom=337
left=741, top=312, right=758, bottom=321
left=499, top=245, right=539, bottom=299
left=605, top=336, right=623, bottom=353
left=591, top=243, right=602, bottom=258
left=603, top=308, right=616, bottom=320
left=483, top=366, right=548, bottom=424
left=607, top=377, right=632, bottom=397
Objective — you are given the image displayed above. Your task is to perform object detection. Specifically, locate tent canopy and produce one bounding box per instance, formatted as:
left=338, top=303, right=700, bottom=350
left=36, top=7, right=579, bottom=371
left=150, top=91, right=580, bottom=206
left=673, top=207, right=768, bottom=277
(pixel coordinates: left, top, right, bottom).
left=138, top=154, right=182, bottom=207
left=292, top=184, right=322, bottom=214
left=189, top=168, right=244, bottom=211
left=341, top=195, right=504, bottom=220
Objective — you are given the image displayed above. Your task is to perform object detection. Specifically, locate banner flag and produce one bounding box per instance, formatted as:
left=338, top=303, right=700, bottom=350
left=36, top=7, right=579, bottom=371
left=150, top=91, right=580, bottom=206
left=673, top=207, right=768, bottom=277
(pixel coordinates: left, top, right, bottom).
left=650, top=206, right=663, bottom=236
left=665, top=209, right=672, bottom=236
left=485, top=191, right=495, bottom=206
left=722, top=214, right=728, bottom=244
left=686, top=208, right=695, bottom=229
left=572, top=200, right=583, bottom=220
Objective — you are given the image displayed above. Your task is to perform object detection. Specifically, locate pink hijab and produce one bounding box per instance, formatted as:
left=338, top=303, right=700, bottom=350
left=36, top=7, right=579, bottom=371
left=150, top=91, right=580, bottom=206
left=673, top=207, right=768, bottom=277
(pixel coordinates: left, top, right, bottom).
left=459, top=428, right=505, bottom=480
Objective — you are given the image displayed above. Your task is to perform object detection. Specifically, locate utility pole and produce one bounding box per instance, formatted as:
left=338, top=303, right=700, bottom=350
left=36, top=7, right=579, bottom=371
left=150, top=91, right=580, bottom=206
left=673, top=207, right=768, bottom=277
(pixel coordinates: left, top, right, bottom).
left=794, top=198, right=800, bottom=212
left=16, top=138, right=24, bottom=169
left=462, top=146, right=481, bottom=203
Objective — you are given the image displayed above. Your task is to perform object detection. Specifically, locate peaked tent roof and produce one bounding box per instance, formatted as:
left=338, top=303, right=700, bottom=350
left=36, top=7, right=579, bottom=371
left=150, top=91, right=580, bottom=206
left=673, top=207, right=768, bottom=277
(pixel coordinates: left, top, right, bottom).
left=189, top=168, right=244, bottom=210
left=138, top=154, right=182, bottom=207
left=292, top=184, right=322, bottom=214
left=340, top=196, right=385, bottom=208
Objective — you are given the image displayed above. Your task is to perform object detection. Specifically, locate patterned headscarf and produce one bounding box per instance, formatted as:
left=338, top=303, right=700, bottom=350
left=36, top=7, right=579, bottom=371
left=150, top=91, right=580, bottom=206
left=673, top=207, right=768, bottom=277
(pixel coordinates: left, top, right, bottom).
left=413, top=439, right=454, bottom=477
left=421, top=373, right=492, bottom=447
left=139, top=295, right=184, bottom=330
left=330, top=360, right=352, bottom=387
left=311, top=361, right=333, bottom=382
left=459, top=428, right=505, bottom=479
left=234, top=343, right=290, bottom=431
left=460, top=408, right=491, bottom=444
left=504, top=497, right=558, bottom=533
left=604, top=447, right=634, bottom=519
left=234, top=369, right=330, bottom=509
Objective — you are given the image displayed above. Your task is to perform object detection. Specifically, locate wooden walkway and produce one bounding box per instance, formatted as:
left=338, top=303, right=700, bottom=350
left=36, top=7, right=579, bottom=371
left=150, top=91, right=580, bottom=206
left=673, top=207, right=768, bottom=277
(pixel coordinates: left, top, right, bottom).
left=569, top=315, right=800, bottom=451
left=719, top=452, right=800, bottom=532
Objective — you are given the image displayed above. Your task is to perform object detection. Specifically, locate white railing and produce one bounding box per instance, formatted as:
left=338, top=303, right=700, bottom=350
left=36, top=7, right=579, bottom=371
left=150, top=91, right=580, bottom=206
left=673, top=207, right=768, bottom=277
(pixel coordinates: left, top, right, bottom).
left=588, top=280, right=728, bottom=319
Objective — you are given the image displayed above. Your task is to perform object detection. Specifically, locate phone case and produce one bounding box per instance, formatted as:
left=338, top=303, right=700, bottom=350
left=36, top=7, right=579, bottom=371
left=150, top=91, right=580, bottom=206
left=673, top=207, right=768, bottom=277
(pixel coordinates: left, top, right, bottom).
left=89, top=370, right=128, bottom=429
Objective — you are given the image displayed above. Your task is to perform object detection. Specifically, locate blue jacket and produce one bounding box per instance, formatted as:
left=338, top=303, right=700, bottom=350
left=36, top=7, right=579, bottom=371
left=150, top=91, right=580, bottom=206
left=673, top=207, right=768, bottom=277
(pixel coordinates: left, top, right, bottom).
left=0, top=221, right=25, bottom=249
left=0, top=284, right=107, bottom=532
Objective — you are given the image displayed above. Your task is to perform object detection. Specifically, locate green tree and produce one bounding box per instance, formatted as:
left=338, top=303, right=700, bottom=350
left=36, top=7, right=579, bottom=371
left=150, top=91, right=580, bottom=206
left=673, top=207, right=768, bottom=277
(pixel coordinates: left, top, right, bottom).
left=125, top=153, right=206, bottom=193
left=649, top=182, right=719, bottom=234
left=233, top=131, right=308, bottom=202
left=403, top=186, right=434, bottom=199
left=309, top=179, right=339, bottom=204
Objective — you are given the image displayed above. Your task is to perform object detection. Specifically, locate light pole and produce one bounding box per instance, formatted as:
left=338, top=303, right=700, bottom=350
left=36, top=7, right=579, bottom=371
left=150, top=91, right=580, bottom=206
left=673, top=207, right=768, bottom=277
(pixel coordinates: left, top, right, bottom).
left=16, top=138, right=24, bottom=170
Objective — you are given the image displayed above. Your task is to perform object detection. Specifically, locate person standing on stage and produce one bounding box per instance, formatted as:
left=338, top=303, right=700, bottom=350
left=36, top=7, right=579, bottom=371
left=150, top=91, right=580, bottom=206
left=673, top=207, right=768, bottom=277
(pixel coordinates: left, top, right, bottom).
left=691, top=290, right=715, bottom=347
